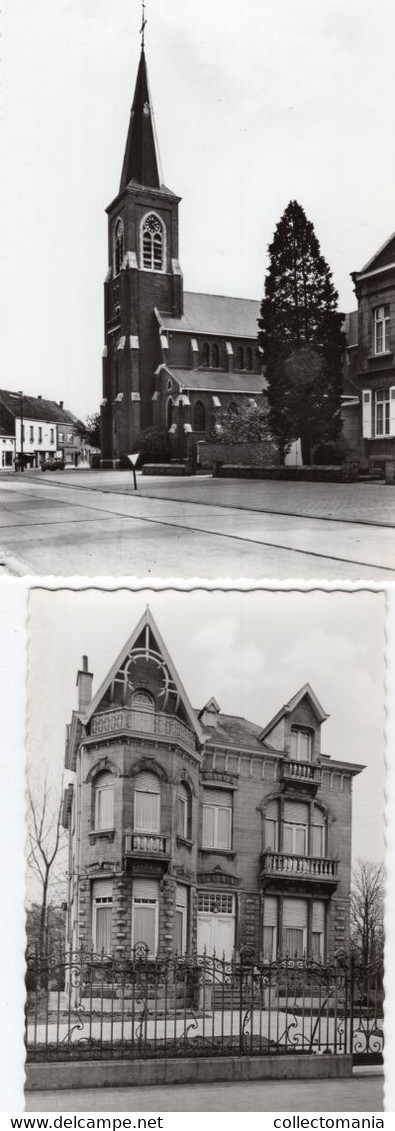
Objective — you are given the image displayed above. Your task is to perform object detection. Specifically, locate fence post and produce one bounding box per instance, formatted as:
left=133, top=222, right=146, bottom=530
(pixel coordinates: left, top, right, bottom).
left=348, top=956, right=355, bottom=1057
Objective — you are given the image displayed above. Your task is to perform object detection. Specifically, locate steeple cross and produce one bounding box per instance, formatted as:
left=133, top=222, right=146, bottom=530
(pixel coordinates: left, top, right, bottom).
left=140, top=0, right=147, bottom=49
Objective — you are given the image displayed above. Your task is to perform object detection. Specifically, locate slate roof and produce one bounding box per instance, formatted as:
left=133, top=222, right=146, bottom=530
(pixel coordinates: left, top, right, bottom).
left=163, top=366, right=264, bottom=395
left=158, top=292, right=260, bottom=338
left=120, top=48, right=162, bottom=192
left=358, top=231, right=395, bottom=275
left=0, top=390, right=80, bottom=425
left=199, top=711, right=274, bottom=753
left=0, top=424, right=14, bottom=438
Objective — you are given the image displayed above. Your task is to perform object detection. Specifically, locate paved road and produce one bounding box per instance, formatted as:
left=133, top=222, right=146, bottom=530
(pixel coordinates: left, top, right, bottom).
left=25, top=1072, right=384, bottom=1111
left=0, top=471, right=394, bottom=579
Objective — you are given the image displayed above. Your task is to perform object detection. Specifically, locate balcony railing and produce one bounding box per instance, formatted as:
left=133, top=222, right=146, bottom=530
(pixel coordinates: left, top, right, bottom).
left=124, top=832, right=170, bottom=857
left=90, top=708, right=196, bottom=752
left=280, top=760, right=322, bottom=788
left=261, top=851, right=338, bottom=882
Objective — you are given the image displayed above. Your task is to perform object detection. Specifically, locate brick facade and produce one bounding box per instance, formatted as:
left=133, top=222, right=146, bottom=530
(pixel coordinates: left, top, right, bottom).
left=347, top=234, right=395, bottom=466
left=63, top=610, right=363, bottom=964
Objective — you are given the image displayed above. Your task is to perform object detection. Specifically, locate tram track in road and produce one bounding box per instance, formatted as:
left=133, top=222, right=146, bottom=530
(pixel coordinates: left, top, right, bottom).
left=0, top=478, right=394, bottom=577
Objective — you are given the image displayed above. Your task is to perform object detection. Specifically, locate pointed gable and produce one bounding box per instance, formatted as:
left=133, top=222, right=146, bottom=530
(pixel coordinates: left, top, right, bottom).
left=83, top=607, right=204, bottom=745
left=258, top=683, right=328, bottom=745
left=357, top=232, right=395, bottom=277
left=120, top=48, right=162, bottom=191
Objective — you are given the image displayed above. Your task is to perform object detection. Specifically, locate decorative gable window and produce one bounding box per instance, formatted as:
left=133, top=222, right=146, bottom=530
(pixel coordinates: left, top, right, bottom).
left=290, top=727, right=312, bottom=762
left=141, top=213, right=165, bottom=272
left=113, top=218, right=124, bottom=277
left=374, top=305, right=390, bottom=354
left=94, top=772, right=114, bottom=831
left=202, top=788, right=232, bottom=850
left=134, top=771, right=160, bottom=833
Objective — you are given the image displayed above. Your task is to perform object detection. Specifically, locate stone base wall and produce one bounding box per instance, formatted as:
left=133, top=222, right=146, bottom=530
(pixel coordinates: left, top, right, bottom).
left=198, top=440, right=279, bottom=469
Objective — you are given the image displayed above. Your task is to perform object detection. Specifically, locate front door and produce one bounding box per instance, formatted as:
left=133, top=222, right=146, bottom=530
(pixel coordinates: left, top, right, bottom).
left=197, top=891, right=235, bottom=960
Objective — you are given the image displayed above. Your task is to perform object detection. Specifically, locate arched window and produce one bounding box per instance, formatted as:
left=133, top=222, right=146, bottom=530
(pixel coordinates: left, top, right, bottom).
left=94, top=772, right=114, bottom=831
left=201, top=342, right=210, bottom=368
left=132, top=689, right=155, bottom=731
left=113, top=219, right=124, bottom=276
left=193, top=400, right=206, bottom=432
left=134, top=771, right=161, bottom=833
left=177, top=782, right=191, bottom=839
left=235, top=346, right=244, bottom=370
left=166, top=397, right=173, bottom=430
left=245, top=346, right=253, bottom=371
left=141, top=213, right=165, bottom=271
left=211, top=343, right=219, bottom=368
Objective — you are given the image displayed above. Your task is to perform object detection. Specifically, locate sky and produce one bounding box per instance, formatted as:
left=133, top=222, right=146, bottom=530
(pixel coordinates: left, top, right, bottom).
left=2, top=0, right=395, bottom=420
left=26, top=586, right=386, bottom=896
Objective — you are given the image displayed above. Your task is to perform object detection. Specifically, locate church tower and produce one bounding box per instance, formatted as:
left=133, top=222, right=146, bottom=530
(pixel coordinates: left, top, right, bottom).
left=101, top=38, right=183, bottom=463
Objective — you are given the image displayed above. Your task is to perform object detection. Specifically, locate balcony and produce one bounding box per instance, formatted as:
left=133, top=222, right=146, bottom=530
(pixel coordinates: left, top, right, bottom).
left=90, top=707, right=197, bottom=754
left=124, top=832, right=171, bottom=873
left=280, top=759, right=322, bottom=795
left=260, top=850, right=339, bottom=892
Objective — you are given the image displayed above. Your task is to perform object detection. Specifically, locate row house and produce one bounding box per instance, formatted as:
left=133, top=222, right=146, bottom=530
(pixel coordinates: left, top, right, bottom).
left=0, top=390, right=89, bottom=467
left=62, top=609, right=363, bottom=962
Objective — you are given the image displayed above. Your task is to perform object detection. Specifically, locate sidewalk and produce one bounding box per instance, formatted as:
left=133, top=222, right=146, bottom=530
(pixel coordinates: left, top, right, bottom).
left=25, top=1072, right=384, bottom=1112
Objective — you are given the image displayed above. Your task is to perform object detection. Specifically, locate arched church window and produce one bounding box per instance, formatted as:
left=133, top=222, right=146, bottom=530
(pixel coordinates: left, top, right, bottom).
left=113, top=219, right=124, bottom=277
left=166, top=397, right=173, bottom=430
left=211, top=343, right=219, bottom=368
left=245, top=347, right=253, bottom=371
left=141, top=213, right=165, bottom=272
left=201, top=343, right=210, bottom=368
left=235, top=346, right=244, bottom=370
left=193, top=401, right=206, bottom=432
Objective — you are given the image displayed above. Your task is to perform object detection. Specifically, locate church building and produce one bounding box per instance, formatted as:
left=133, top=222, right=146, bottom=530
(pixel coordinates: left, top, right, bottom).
left=100, top=44, right=264, bottom=464
left=62, top=608, right=363, bottom=962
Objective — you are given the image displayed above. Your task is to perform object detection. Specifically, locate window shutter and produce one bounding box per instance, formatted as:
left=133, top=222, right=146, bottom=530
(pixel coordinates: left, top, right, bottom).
left=216, top=807, right=231, bottom=849
left=133, top=879, right=159, bottom=900
left=362, top=389, right=372, bottom=438
left=202, top=805, right=215, bottom=846
left=264, top=896, right=277, bottom=927
left=390, top=387, right=395, bottom=436
left=203, top=789, right=232, bottom=807
left=92, top=879, right=113, bottom=899
left=283, top=898, right=308, bottom=928
left=284, top=801, right=309, bottom=823
left=176, top=884, right=188, bottom=911
left=265, top=801, right=279, bottom=819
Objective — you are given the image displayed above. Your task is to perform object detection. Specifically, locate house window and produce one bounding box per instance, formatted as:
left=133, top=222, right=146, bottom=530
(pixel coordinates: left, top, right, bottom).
left=175, top=884, right=188, bottom=954
left=374, top=305, right=390, bottom=354
left=50, top=428, right=54, bottom=444
left=132, top=878, right=159, bottom=956
left=211, top=343, right=219, bottom=368
left=67, top=433, right=73, bottom=443
left=94, top=772, right=114, bottom=831
left=282, top=898, right=308, bottom=957
left=92, top=879, right=113, bottom=954
left=311, top=809, right=326, bottom=857
left=202, top=789, right=232, bottom=850
left=312, top=900, right=325, bottom=961
left=262, top=896, right=278, bottom=960
left=113, top=218, right=124, bottom=276
left=134, top=771, right=160, bottom=833
left=197, top=891, right=234, bottom=914
left=141, top=213, right=165, bottom=272
left=235, top=346, right=244, bottom=370
left=177, top=782, right=190, bottom=839
left=375, top=389, right=390, bottom=436
left=283, top=801, right=309, bottom=856
left=264, top=800, right=278, bottom=851
left=290, top=727, right=312, bottom=762
left=193, top=401, right=206, bottom=432
left=58, top=432, right=64, bottom=443
left=131, top=689, right=155, bottom=731
left=38, top=427, right=42, bottom=443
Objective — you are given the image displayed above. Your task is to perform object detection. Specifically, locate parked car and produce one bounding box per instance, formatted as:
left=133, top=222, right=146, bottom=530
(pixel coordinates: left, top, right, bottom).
left=41, top=457, right=65, bottom=471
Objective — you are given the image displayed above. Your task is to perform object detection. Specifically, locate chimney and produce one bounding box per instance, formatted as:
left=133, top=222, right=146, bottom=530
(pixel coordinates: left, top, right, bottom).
left=37, top=395, right=42, bottom=400
left=76, top=654, right=93, bottom=711
left=59, top=400, right=64, bottom=409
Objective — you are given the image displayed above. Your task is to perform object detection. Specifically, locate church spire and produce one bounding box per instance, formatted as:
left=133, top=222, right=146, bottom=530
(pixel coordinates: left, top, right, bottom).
left=119, top=25, right=162, bottom=193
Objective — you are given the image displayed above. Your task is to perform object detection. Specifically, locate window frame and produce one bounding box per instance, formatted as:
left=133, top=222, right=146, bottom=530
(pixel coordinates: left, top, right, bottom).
left=375, top=388, right=390, bottom=437
left=131, top=895, right=159, bottom=957
left=94, top=773, right=115, bottom=832
left=290, top=727, right=312, bottom=762
left=283, top=821, right=308, bottom=856
left=374, top=305, right=390, bottom=355
left=92, top=881, right=113, bottom=955
left=202, top=801, right=232, bottom=850
left=134, top=772, right=161, bottom=834
left=140, top=212, right=166, bottom=273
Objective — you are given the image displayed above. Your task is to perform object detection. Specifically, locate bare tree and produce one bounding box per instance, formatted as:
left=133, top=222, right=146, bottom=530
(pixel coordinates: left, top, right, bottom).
left=26, top=778, right=66, bottom=968
left=350, top=860, right=384, bottom=966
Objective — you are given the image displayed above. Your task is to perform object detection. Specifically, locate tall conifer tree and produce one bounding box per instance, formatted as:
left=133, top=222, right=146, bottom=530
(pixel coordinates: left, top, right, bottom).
left=258, top=201, right=345, bottom=463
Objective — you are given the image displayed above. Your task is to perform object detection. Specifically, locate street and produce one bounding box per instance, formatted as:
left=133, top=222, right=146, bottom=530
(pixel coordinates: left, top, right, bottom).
left=25, top=1071, right=384, bottom=1111
left=0, top=470, right=394, bottom=579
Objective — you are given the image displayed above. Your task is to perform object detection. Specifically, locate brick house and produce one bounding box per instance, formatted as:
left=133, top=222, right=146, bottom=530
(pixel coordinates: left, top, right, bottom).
left=100, top=47, right=265, bottom=464
left=347, top=233, right=395, bottom=468
left=62, top=608, right=363, bottom=962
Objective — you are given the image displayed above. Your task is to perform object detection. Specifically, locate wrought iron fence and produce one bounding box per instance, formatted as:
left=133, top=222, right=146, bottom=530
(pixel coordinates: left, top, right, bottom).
left=25, top=948, right=383, bottom=1064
